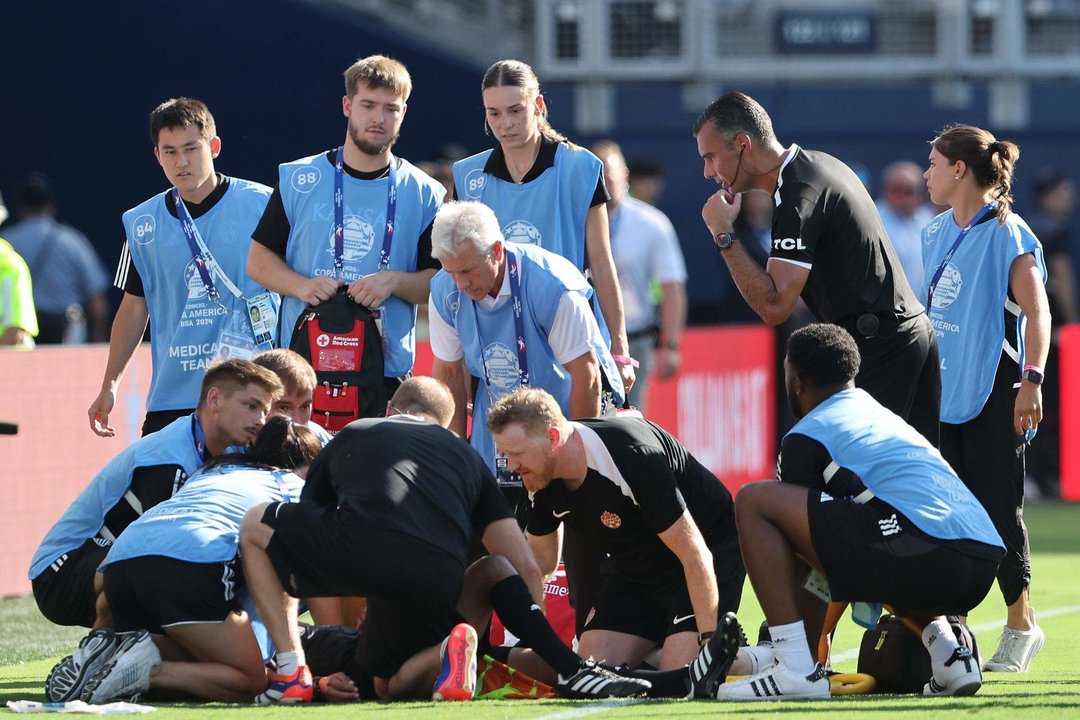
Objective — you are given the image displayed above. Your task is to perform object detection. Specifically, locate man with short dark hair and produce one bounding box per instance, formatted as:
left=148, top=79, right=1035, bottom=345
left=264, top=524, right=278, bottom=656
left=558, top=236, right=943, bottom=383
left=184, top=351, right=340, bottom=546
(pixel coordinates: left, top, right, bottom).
left=875, top=161, right=936, bottom=292
left=3, top=173, right=109, bottom=343
left=715, top=324, right=1003, bottom=700
left=694, top=92, right=940, bottom=445
left=36, top=359, right=281, bottom=700
left=89, top=98, right=277, bottom=437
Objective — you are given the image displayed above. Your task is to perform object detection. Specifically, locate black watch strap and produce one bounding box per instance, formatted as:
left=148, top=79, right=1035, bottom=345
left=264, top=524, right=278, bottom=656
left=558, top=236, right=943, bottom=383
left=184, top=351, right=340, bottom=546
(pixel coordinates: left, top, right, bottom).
left=713, top=232, right=737, bottom=251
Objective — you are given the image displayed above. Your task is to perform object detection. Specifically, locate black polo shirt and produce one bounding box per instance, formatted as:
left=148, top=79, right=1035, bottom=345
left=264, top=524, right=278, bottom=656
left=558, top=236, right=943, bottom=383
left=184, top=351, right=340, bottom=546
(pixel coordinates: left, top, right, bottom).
left=527, top=416, right=736, bottom=585
left=769, top=145, right=924, bottom=324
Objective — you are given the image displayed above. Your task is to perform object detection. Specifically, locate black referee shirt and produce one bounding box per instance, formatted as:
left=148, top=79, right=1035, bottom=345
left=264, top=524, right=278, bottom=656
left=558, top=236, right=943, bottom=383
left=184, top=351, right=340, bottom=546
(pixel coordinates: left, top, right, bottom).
left=301, top=415, right=512, bottom=567
left=770, top=146, right=924, bottom=324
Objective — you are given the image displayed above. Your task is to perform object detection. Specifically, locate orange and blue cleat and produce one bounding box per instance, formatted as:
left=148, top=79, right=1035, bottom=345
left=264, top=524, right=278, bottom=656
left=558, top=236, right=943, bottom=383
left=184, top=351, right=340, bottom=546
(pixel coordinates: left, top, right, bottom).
left=256, top=664, right=314, bottom=704
left=433, top=623, right=478, bottom=701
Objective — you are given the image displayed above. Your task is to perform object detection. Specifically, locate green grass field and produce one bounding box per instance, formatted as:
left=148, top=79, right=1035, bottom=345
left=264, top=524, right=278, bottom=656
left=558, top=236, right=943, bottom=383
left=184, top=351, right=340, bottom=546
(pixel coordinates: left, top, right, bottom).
left=2, top=502, right=1079, bottom=719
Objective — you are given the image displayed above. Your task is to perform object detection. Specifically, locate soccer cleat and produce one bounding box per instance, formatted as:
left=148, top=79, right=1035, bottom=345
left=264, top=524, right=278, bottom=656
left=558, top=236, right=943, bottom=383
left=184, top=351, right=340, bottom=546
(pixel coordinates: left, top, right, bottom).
left=255, top=664, right=314, bottom=704
left=46, top=628, right=121, bottom=702
left=689, top=611, right=744, bottom=699
left=924, top=645, right=981, bottom=696
left=81, top=630, right=160, bottom=704
left=556, top=659, right=651, bottom=699
left=716, top=659, right=831, bottom=701
left=432, top=623, right=478, bottom=701
left=984, top=610, right=1045, bottom=673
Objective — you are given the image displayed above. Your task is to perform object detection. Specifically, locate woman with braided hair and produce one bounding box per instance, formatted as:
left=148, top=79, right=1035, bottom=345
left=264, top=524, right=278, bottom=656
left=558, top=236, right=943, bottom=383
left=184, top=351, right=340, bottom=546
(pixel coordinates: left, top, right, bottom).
left=921, top=124, right=1050, bottom=674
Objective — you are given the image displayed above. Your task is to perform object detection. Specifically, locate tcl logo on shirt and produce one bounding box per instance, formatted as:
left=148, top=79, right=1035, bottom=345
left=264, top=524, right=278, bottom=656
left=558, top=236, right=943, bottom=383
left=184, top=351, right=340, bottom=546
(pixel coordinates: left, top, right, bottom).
left=773, top=237, right=807, bottom=251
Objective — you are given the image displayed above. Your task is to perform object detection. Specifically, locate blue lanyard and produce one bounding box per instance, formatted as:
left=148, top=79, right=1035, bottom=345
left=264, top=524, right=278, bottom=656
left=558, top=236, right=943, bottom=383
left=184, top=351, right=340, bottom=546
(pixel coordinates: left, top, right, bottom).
left=191, top=413, right=209, bottom=464
left=475, top=249, right=530, bottom=389
left=173, top=188, right=220, bottom=303
left=333, top=146, right=397, bottom=279
left=927, top=202, right=996, bottom=309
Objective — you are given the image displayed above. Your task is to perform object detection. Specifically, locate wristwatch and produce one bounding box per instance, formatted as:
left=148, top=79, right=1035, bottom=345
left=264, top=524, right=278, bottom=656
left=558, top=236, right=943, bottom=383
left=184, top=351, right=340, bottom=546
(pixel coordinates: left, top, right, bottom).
left=1022, top=367, right=1044, bottom=385
left=664, top=339, right=680, bottom=351
left=713, top=231, right=737, bottom=251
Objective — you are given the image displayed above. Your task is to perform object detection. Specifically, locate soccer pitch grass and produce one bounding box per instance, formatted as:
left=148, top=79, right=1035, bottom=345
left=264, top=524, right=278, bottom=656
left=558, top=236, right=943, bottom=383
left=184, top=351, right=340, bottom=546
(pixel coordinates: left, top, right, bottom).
left=2, top=502, right=1078, bottom=719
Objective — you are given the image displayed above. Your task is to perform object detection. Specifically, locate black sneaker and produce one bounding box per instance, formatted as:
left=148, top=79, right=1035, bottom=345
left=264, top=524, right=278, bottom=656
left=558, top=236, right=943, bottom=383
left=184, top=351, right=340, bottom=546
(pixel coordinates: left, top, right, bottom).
left=689, top=611, right=743, bottom=699
left=556, top=659, right=651, bottom=698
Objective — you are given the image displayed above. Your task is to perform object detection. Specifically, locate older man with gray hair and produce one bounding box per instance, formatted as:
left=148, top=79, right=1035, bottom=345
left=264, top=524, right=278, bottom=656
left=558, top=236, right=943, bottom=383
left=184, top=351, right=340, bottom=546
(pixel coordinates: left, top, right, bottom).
left=428, top=200, right=624, bottom=483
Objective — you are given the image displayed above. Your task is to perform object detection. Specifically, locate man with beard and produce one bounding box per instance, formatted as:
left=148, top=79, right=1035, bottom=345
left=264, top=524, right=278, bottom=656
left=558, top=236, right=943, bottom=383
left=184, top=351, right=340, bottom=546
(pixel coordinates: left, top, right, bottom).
left=248, top=55, right=444, bottom=396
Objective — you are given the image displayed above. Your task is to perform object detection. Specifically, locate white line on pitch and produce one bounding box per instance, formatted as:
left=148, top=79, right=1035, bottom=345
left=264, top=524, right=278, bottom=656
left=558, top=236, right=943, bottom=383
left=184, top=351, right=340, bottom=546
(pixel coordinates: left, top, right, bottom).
left=830, top=602, right=1080, bottom=664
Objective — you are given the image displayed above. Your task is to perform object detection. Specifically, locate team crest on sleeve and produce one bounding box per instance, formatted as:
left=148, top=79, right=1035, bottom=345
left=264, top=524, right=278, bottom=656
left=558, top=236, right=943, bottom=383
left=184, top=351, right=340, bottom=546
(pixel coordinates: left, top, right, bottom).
left=599, top=511, right=622, bottom=529
left=931, top=265, right=963, bottom=309
left=291, top=165, right=322, bottom=194
left=463, top=168, right=487, bottom=199
left=131, top=214, right=156, bottom=246
left=482, top=343, right=521, bottom=390
left=326, top=215, right=376, bottom=263
left=502, top=220, right=542, bottom=246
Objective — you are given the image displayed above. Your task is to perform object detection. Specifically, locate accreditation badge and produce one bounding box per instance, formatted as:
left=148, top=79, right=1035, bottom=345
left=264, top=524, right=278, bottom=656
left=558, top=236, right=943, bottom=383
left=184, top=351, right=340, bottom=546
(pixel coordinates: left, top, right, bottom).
left=216, top=307, right=258, bottom=361
left=246, top=293, right=278, bottom=348
left=495, top=454, right=523, bottom=488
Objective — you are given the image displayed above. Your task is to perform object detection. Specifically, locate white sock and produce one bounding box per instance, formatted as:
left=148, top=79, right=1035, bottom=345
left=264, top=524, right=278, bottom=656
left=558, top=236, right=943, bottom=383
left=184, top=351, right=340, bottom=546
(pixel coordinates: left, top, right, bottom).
left=276, top=650, right=305, bottom=676
left=922, top=618, right=959, bottom=666
left=768, top=621, right=815, bottom=675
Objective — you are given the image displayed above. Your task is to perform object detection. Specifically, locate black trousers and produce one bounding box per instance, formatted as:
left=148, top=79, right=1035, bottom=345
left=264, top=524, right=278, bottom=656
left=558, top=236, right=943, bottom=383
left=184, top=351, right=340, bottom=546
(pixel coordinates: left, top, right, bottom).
left=853, top=313, right=941, bottom=447
left=940, top=354, right=1030, bottom=606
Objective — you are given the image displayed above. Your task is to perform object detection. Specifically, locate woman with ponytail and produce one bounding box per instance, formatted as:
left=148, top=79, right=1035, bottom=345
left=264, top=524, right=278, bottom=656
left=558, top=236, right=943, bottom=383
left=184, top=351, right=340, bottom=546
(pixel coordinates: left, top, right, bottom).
left=922, top=125, right=1050, bottom=673
left=450, top=58, right=634, bottom=398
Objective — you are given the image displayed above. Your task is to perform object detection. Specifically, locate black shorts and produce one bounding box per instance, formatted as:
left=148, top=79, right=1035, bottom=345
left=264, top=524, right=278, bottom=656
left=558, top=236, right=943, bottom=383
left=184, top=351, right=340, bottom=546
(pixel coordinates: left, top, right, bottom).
left=102, top=555, right=242, bottom=634
left=141, top=409, right=194, bottom=437
left=32, top=537, right=111, bottom=627
left=584, top=573, right=696, bottom=644
left=361, top=596, right=462, bottom=679
left=807, top=492, right=1002, bottom=616
left=583, top=532, right=745, bottom=644
left=261, top=502, right=464, bottom=607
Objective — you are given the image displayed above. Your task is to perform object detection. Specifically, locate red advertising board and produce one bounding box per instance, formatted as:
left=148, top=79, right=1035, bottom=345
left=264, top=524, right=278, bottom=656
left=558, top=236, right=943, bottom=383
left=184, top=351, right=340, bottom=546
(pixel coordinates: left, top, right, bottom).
left=639, top=325, right=776, bottom=494
left=1, top=346, right=152, bottom=597
left=1060, top=325, right=1080, bottom=501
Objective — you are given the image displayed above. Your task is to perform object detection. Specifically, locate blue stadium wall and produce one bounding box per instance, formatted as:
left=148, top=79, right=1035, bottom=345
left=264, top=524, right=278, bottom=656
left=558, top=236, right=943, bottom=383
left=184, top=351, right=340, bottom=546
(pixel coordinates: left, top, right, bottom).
left=3, top=1, right=1079, bottom=318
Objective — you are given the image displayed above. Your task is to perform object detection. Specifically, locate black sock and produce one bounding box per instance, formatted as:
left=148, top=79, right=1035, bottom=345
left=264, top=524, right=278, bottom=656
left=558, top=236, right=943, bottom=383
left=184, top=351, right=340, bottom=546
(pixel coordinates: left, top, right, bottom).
left=620, top=666, right=691, bottom=698
left=488, top=575, right=582, bottom=677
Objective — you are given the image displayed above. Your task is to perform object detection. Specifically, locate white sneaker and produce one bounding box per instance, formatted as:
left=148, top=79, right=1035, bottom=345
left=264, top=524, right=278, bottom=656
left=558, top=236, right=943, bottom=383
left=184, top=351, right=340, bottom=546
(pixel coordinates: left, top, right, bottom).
left=924, top=646, right=981, bottom=696
left=45, top=629, right=121, bottom=702
left=81, top=630, right=161, bottom=704
left=984, top=611, right=1045, bottom=673
left=717, top=659, right=830, bottom=701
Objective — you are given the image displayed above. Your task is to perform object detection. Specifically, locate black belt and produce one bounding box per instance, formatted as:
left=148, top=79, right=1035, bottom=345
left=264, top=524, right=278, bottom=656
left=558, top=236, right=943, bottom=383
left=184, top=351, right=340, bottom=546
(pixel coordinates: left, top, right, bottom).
left=840, top=311, right=901, bottom=340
